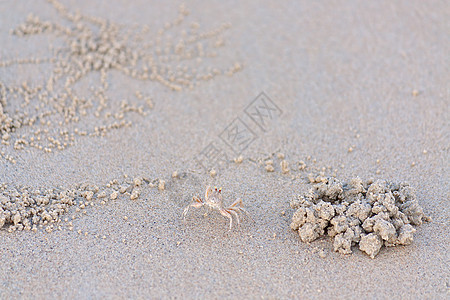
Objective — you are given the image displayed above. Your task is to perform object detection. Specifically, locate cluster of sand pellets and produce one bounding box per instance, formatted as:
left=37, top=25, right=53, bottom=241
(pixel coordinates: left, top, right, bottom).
left=0, top=0, right=242, bottom=159
left=253, top=152, right=339, bottom=181
left=0, top=174, right=169, bottom=233
left=290, top=176, right=428, bottom=258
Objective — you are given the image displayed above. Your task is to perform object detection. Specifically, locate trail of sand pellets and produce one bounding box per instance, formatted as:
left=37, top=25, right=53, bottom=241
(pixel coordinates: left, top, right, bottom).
left=0, top=174, right=171, bottom=233
left=0, top=151, right=331, bottom=233
left=0, top=0, right=243, bottom=160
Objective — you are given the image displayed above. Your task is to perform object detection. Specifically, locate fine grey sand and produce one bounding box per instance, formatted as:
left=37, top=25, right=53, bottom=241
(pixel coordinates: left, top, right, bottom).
left=1, top=0, right=449, bottom=298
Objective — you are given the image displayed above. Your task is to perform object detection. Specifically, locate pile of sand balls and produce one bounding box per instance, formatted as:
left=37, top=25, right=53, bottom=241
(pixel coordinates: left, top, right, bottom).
left=0, top=184, right=80, bottom=232
left=290, top=177, right=428, bottom=258
left=0, top=175, right=167, bottom=233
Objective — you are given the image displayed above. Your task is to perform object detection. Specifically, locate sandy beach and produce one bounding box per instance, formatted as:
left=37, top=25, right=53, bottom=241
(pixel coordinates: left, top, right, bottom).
left=0, top=0, right=449, bottom=298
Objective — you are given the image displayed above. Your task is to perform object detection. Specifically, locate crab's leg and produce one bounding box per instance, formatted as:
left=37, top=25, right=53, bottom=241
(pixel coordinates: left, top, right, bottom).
left=219, top=208, right=233, bottom=230
left=182, top=196, right=204, bottom=219
left=226, top=209, right=240, bottom=226
left=227, top=198, right=255, bottom=222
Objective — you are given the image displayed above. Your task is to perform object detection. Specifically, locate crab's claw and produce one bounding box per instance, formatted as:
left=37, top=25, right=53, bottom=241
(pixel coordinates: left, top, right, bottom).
left=205, top=186, right=212, bottom=199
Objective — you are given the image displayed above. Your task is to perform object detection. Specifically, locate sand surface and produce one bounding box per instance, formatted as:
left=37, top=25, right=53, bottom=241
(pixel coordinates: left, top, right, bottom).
left=0, top=0, right=449, bottom=298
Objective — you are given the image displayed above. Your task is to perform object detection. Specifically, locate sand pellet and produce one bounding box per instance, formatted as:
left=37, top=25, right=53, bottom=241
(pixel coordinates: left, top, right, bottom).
left=133, top=177, right=143, bottom=186
left=130, top=189, right=140, bottom=200
left=234, top=156, right=243, bottom=164
left=110, top=191, right=118, bottom=200
left=265, top=165, right=275, bottom=172
left=158, top=180, right=165, bottom=191
left=281, top=160, right=290, bottom=174
left=85, top=191, right=94, bottom=201
left=97, top=191, right=107, bottom=198
left=119, top=185, right=128, bottom=194
left=298, top=160, right=307, bottom=170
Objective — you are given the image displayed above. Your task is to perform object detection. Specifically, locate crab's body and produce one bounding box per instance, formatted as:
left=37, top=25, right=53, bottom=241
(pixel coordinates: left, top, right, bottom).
left=183, top=186, right=253, bottom=229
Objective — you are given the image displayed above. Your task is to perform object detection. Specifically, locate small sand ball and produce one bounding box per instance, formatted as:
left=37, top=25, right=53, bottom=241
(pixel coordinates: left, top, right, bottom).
left=265, top=165, right=274, bottom=172
left=281, top=160, right=289, bottom=174
left=298, top=160, right=306, bottom=170
left=172, top=171, right=179, bottom=178
left=277, top=153, right=285, bottom=159
left=373, top=219, right=397, bottom=244
left=397, top=224, right=416, bottom=245
left=85, top=191, right=94, bottom=201
left=158, top=180, right=165, bottom=191
left=133, top=177, right=143, bottom=186
left=234, top=156, right=243, bottom=164
left=210, top=169, right=217, bottom=177
left=298, top=223, right=322, bottom=243
left=97, top=191, right=107, bottom=198
left=359, top=233, right=383, bottom=259
left=333, top=233, right=353, bottom=255
left=318, top=248, right=327, bottom=258
left=13, top=213, right=21, bottom=226
left=2, top=133, right=10, bottom=141
left=130, top=189, right=140, bottom=200
left=0, top=214, right=6, bottom=228
left=119, top=185, right=128, bottom=194
left=110, top=191, right=118, bottom=200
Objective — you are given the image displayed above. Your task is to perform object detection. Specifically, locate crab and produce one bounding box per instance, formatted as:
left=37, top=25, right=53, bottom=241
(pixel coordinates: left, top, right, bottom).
left=183, top=186, right=253, bottom=229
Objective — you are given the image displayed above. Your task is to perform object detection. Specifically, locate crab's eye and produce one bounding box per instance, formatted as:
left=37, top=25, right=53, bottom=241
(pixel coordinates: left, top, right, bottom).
left=214, top=187, right=217, bottom=191
left=218, top=188, right=222, bottom=193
